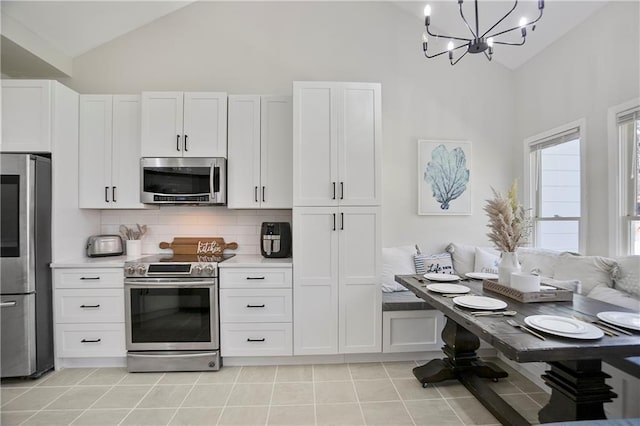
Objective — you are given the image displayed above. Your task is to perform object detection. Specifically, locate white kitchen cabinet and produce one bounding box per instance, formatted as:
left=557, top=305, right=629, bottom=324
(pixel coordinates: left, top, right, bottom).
left=227, top=95, right=292, bottom=209
left=293, top=82, right=381, bottom=207
left=141, top=91, right=227, bottom=158
left=79, top=95, right=150, bottom=209
left=52, top=268, right=125, bottom=363
left=1, top=80, right=54, bottom=152
left=219, top=266, right=293, bottom=357
left=293, top=206, right=381, bottom=355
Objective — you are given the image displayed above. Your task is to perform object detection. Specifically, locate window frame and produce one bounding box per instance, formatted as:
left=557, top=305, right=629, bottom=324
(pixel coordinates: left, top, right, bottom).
left=523, top=119, right=586, bottom=254
left=608, top=98, right=640, bottom=256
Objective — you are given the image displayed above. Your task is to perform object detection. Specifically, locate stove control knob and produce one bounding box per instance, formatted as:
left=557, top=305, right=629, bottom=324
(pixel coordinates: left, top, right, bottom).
left=193, top=265, right=203, bottom=275
left=204, top=264, right=215, bottom=276
left=125, top=265, right=136, bottom=276
left=136, top=265, right=146, bottom=276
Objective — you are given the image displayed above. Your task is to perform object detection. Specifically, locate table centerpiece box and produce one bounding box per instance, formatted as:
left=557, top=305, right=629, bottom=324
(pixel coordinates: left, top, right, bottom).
left=482, top=279, right=573, bottom=303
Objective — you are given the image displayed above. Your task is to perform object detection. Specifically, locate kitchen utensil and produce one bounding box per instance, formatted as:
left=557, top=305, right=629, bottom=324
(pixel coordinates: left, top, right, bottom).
left=597, top=312, right=640, bottom=331
left=506, top=319, right=546, bottom=340
left=471, top=310, right=517, bottom=316
left=453, top=295, right=508, bottom=310
left=86, top=235, right=124, bottom=257
left=159, top=237, right=238, bottom=255
left=572, top=317, right=617, bottom=336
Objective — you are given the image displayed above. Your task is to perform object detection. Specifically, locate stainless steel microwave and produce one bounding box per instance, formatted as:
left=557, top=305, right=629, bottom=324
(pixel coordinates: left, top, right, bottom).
left=140, top=157, right=226, bottom=205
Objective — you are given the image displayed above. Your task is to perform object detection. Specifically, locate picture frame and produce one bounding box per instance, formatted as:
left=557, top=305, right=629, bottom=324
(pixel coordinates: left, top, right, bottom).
left=417, top=139, right=472, bottom=215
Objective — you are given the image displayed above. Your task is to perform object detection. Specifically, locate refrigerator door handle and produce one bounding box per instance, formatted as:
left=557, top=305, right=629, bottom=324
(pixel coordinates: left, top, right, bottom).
left=0, top=301, right=17, bottom=308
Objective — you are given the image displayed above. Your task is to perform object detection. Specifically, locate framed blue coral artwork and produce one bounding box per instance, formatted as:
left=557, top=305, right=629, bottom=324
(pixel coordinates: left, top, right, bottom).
left=418, top=139, right=472, bottom=215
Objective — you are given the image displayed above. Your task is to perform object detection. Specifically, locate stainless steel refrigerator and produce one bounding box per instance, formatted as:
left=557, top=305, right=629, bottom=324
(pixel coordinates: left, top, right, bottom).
left=1, top=153, right=54, bottom=378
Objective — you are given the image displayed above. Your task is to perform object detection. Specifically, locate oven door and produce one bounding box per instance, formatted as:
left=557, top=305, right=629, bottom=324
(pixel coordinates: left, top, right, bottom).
left=124, top=278, right=218, bottom=351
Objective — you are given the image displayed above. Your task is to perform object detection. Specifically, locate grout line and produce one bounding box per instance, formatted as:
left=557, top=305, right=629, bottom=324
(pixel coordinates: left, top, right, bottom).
left=265, top=366, right=277, bottom=426
left=432, top=382, right=467, bottom=425
left=346, top=363, right=367, bottom=426
left=117, top=371, right=166, bottom=426
left=166, top=371, right=204, bottom=426
left=215, top=365, right=242, bottom=425
left=381, top=362, right=416, bottom=426
left=68, top=368, right=129, bottom=425
left=311, top=365, right=318, bottom=426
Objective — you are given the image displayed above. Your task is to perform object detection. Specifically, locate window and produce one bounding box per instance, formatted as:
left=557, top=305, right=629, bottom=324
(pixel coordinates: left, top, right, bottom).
left=616, top=107, right=640, bottom=255
left=526, top=124, right=583, bottom=252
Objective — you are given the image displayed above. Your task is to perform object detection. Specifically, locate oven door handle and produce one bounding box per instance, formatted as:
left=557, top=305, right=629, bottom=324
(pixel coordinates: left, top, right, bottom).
left=127, top=352, right=215, bottom=359
left=124, top=280, right=216, bottom=287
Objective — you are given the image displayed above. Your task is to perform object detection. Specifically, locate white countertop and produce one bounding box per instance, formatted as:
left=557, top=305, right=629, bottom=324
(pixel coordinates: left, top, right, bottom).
left=219, top=254, right=292, bottom=268
left=51, top=254, right=292, bottom=268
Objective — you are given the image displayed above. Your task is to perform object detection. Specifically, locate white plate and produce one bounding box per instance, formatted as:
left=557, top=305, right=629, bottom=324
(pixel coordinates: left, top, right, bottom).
left=424, top=273, right=461, bottom=282
left=526, top=315, right=587, bottom=334
left=453, top=295, right=508, bottom=310
left=425, top=283, right=470, bottom=294
left=597, top=312, right=640, bottom=331
left=524, top=316, right=604, bottom=340
left=465, top=272, right=499, bottom=280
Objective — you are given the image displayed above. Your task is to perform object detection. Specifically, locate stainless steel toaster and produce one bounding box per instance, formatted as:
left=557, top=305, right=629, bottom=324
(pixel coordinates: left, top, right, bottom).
left=86, top=235, right=124, bottom=257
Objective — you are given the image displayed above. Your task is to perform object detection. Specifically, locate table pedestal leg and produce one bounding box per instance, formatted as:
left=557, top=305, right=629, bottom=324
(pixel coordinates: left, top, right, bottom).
left=539, top=360, right=617, bottom=423
left=413, top=316, right=508, bottom=386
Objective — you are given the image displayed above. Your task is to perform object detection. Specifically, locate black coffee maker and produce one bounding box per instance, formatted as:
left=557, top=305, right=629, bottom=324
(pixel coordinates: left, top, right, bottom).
left=260, top=222, right=292, bottom=258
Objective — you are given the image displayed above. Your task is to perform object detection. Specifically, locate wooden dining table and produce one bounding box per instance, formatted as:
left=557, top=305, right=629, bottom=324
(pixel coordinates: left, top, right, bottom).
left=395, top=274, right=640, bottom=426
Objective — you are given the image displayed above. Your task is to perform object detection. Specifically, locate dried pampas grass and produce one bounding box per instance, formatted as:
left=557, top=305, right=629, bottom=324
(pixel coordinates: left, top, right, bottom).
left=484, top=181, right=530, bottom=252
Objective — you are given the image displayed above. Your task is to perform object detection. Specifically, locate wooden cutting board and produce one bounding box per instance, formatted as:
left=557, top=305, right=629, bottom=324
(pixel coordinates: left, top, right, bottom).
left=159, top=237, right=238, bottom=255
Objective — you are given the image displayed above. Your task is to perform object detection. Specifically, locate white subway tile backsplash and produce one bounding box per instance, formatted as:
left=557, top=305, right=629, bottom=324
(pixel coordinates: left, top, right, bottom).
left=101, top=207, right=291, bottom=254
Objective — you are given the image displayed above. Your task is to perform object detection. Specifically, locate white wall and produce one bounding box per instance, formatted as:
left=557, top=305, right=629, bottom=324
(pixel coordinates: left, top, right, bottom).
left=514, top=1, right=640, bottom=256
left=64, top=1, right=517, bottom=255
left=100, top=208, right=291, bottom=256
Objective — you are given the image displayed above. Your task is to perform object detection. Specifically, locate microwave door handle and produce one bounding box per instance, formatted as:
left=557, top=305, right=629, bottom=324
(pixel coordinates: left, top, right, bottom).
left=212, top=165, right=220, bottom=194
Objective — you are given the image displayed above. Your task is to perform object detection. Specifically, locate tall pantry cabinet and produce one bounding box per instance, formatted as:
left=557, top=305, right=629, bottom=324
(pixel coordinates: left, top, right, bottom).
left=292, top=82, right=382, bottom=355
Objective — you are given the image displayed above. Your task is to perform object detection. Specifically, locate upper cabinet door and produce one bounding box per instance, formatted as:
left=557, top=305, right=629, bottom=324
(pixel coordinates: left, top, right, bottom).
left=183, top=92, right=227, bottom=157
left=111, top=95, right=146, bottom=209
left=79, top=95, right=112, bottom=209
left=227, top=95, right=261, bottom=209
left=1, top=80, right=52, bottom=153
left=293, top=82, right=339, bottom=207
left=338, top=84, right=382, bottom=206
left=140, top=92, right=183, bottom=157
left=261, top=96, right=293, bottom=209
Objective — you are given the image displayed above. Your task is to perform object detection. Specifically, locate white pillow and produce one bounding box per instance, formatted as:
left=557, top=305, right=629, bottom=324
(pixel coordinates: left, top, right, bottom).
left=414, top=252, right=454, bottom=275
left=517, top=247, right=561, bottom=277
left=613, top=256, right=640, bottom=298
left=588, top=285, right=640, bottom=311
left=381, top=246, right=417, bottom=292
left=553, top=253, right=617, bottom=295
left=446, top=243, right=477, bottom=276
left=474, top=247, right=499, bottom=274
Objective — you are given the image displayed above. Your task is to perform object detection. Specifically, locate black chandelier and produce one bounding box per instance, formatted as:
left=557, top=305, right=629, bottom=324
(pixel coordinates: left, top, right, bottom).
left=422, top=0, right=545, bottom=65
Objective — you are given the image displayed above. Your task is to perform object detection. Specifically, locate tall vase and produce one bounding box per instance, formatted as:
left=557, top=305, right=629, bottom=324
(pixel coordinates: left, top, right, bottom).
left=498, top=252, right=521, bottom=286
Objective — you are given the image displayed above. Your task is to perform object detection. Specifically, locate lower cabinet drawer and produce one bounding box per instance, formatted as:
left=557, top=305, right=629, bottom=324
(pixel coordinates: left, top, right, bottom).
left=55, top=289, right=124, bottom=323
left=56, top=323, right=125, bottom=357
left=221, top=323, right=292, bottom=357
left=54, top=269, right=124, bottom=289
left=220, top=289, right=292, bottom=323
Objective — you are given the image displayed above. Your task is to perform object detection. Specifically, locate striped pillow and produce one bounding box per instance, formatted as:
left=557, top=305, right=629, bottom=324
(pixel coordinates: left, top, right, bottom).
left=414, top=252, right=454, bottom=275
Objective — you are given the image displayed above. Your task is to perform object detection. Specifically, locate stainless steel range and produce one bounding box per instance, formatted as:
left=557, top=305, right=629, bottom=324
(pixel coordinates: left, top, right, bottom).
left=123, top=253, right=234, bottom=372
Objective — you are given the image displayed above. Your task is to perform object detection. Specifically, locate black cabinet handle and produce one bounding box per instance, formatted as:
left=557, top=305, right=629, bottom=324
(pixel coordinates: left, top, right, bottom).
left=80, top=304, right=100, bottom=308
left=105, top=186, right=109, bottom=202
left=340, top=182, right=344, bottom=200
left=80, top=277, right=100, bottom=280
left=262, top=186, right=265, bottom=202
left=184, top=134, right=188, bottom=151
left=81, top=338, right=101, bottom=343
left=247, top=338, right=265, bottom=342
left=332, top=213, right=336, bottom=231
left=341, top=212, right=344, bottom=230
left=332, top=182, right=336, bottom=200
left=246, top=304, right=265, bottom=308
left=112, top=186, right=117, bottom=203
left=254, top=186, right=258, bottom=203
left=176, top=134, right=181, bottom=151
left=246, top=276, right=265, bottom=280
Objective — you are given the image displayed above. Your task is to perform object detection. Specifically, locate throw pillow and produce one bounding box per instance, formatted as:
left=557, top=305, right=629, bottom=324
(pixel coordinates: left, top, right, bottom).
left=414, top=252, right=454, bottom=275
left=553, top=253, right=617, bottom=295
left=474, top=247, right=499, bottom=274
left=517, top=247, right=562, bottom=277
left=588, top=284, right=640, bottom=311
left=445, top=243, right=476, bottom=276
left=613, top=256, right=640, bottom=298
left=381, top=245, right=417, bottom=292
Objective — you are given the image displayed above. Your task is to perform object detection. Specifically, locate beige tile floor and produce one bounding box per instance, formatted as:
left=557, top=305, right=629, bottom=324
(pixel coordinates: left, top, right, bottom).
left=0, top=359, right=549, bottom=426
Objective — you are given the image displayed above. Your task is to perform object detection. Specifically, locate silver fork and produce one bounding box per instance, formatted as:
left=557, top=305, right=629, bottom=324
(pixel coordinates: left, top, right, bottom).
left=506, top=319, right=546, bottom=340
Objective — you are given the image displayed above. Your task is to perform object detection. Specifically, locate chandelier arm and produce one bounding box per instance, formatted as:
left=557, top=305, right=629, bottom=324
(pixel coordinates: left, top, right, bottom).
left=483, top=50, right=492, bottom=61
left=450, top=50, right=468, bottom=66
left=492, top=39, right=526, bottom=47
left=424, top=50, right=450, bottom=59
left=426, top=26, right=472, bottom=43
left=458, top=1, right=478, bottom=40
left=480, top=0, right=518, bottom=39
left=487, top=8, right=544, bottom=39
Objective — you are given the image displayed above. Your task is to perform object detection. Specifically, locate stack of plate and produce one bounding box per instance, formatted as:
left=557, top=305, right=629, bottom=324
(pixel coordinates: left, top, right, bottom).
left=597, top=312, right=640, bottom=331
left=524, top=315, right=604, bottom=339
left=452, top=295, right=508, bottom=311
left=423, top=273, right=461, bottom=282
left=425, top=283, right=470, bottom=294
left=465, top=272, right=499, bottom=280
